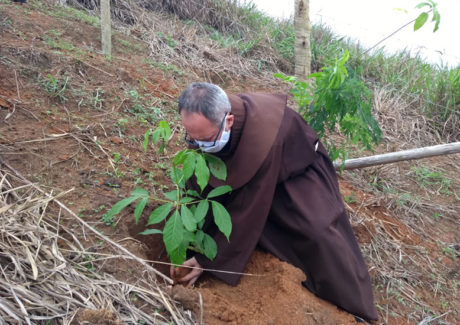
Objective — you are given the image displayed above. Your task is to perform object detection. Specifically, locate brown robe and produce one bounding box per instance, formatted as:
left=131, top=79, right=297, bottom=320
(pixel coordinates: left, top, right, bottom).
left=192, top=93, right=378, bottom=321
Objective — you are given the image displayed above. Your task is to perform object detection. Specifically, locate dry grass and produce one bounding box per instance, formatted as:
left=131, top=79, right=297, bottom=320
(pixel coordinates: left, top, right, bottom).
left=342, top=85, right=460, bottom=323
left=64, top=0, right=290, bottom=85
left=0, top=161, right=195, bottom=324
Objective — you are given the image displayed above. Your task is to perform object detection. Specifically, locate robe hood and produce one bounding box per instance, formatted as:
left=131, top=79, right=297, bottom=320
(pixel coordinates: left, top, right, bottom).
left=209, top=93, right=286, bottom=190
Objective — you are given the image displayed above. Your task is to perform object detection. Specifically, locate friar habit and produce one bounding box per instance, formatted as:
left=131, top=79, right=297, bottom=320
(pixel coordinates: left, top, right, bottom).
left=191, top=93, right=378, bottom=321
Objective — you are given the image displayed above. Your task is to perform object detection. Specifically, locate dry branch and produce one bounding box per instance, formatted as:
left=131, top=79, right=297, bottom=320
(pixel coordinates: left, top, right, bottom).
left=334, top=142, right=460, bottom=170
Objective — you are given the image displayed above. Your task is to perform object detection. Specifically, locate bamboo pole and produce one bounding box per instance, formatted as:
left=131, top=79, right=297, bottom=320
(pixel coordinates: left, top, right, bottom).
left=101, top=0, right=111, bottom=56
left=333, top=142, right=460, bottom=170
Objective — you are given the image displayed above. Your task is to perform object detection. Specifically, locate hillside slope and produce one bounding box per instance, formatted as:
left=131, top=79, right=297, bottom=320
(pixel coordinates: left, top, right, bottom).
left=0, top=1, right=458, bottom=324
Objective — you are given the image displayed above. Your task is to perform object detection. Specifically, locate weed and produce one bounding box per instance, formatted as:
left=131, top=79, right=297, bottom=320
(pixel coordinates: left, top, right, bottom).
left=441, top=246, right=457, bottom=260
left=413, top=166, right=451, bottom=195
left=49, top=5, right=100, bottom=27
left=1, top=17, right=12, bottom=27
left=82, top=254, right=96, bottom=271
left=114, top=118, right=129, bottom=133
left=40, top=74, right=70, bottom=103
left=123, top=89, right=165, bottom=124
left=113, top=152, right=121, bottom=163
left=130, top=291, right=138, bottom=302
left=344, top=192, right=358, bottom=204
left=157, top=32, right=178, bottom=48
left=93, top=205, right=106, bottom=214
left=144, top=59, right=185, bottom=77
left=101, top=212, right=116, bottom=227
left=119, top=39, right=132, bottom=48
left=92, top=88, right=105, bottom=110
left=44, top=33, right=75, bottom=52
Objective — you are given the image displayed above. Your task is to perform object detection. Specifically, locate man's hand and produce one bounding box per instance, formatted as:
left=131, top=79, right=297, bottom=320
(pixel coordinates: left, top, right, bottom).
left=170, top=257, right=203, bottom=287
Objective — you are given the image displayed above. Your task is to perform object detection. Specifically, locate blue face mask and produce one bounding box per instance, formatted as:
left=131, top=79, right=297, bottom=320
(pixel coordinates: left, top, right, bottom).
left=196, top=128, right=231, bottom=153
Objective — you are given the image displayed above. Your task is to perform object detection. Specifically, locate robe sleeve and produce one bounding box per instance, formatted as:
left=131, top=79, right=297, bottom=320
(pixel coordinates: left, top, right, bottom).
left=194, top=145, right=282, bottom=286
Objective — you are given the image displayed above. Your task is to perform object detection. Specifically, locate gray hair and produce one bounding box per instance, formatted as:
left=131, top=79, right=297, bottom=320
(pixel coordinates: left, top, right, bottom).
left=178, top=82, right=231, bottom=125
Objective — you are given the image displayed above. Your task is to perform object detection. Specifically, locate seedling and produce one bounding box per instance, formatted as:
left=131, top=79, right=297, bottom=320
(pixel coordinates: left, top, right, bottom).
left=106, top=121, right=233, bottom=265
left=275, top=50, right=381, bottom=162
left=41, top=74, right=69, bottom=103
left=92, top=88, right=105, bottom=109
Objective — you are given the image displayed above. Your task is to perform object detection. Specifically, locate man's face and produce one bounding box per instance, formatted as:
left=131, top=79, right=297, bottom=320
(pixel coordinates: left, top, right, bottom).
left=181, top=111, right=234, bottom=143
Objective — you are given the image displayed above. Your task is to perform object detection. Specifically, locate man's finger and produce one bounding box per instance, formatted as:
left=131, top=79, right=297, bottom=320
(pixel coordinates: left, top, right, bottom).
left=178, top=269, right=201, bottom=283
left=186, top=275, right=199, bottom=287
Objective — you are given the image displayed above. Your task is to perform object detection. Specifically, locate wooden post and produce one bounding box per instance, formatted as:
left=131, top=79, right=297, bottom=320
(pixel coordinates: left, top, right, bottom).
left=333, top=142, right=460, bottom=170
left=101, top=0, right=111, bottom=56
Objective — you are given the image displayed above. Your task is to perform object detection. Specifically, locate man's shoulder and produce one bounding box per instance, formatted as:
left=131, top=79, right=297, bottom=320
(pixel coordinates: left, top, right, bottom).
left=236, top=92, right=288, bottom=109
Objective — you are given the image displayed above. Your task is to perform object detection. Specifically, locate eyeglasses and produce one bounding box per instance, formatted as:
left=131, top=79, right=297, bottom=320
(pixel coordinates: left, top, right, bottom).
left=184, top=113, right=227, bottom=147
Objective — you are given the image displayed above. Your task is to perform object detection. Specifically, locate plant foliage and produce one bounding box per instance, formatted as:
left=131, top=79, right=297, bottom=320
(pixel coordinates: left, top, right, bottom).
left=107, top=121, right=233, bottom=265
left=276, top=50, right=382, bottom=162
left=414, top=0, right=440, bottom=32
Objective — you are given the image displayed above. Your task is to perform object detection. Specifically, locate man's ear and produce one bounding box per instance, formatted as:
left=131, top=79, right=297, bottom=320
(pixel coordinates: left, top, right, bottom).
left=225, top=114, right=234, bottom=131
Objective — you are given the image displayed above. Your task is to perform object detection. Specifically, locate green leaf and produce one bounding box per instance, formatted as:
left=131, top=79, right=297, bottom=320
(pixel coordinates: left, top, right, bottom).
left=194, top=200, right=209, bottom=223
left=106, top=196, right=138, bottom=219
left=139, top=228, right=162, bottom=235
left=432, top=10, right=440, bottom=32
left=414, top=12, right=429, bottom=31
left=207, top=185, right=232, bottom=198
left=203, top=233, right=217, bottom=260
left=179, top=197, right=194, bottom=204
left=163, top=211, right=184, bottom=252
left=195, top=230, right=205, bottom=247
left=183, top=230, right=195, bottom=243
left=204, top=154, right=227, bottom=181
left=158, top=120, right=172, bottom=141
left=415, top=2, right=431, bottom=9
left=163, top=190, right=178, bottom=201
left=181, top=205, right=197, bottom=232
left=186, top=190, right=201, bottom=198
left=151, top=129, right=160, bottom=145
left=147, top=203, right=172, bottom=225
left=169, top=240, right=188, bottom=265
left=143, top=130, right=150, bottom=151
left=173, top=150, right=187, bottom=165
left=182, top=153, right=197, bottom=181
left=134, top=197, right=148, bottom=224
left=130, top=188, right=149, bottom=198
left=211, top=201, right=232, bottom=241
left=195, top=155, right=210, bottom=191
left=170, top=166, right=185, bottom=188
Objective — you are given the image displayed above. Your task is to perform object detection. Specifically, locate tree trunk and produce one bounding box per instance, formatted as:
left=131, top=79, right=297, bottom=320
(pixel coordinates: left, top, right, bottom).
left=101, top=0, right=112, bottom=56
left=294, top=0, right=311, bottom=81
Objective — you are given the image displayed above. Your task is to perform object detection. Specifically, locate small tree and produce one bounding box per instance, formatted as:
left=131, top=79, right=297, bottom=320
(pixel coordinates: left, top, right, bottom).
left=105, top=121, right=233, bottom=266
left=276, top=50, right=382, bottom=163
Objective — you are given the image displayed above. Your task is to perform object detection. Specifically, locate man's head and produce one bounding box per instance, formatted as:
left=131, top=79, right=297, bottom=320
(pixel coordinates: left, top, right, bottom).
left=178, top=82, right=234, bottom=152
